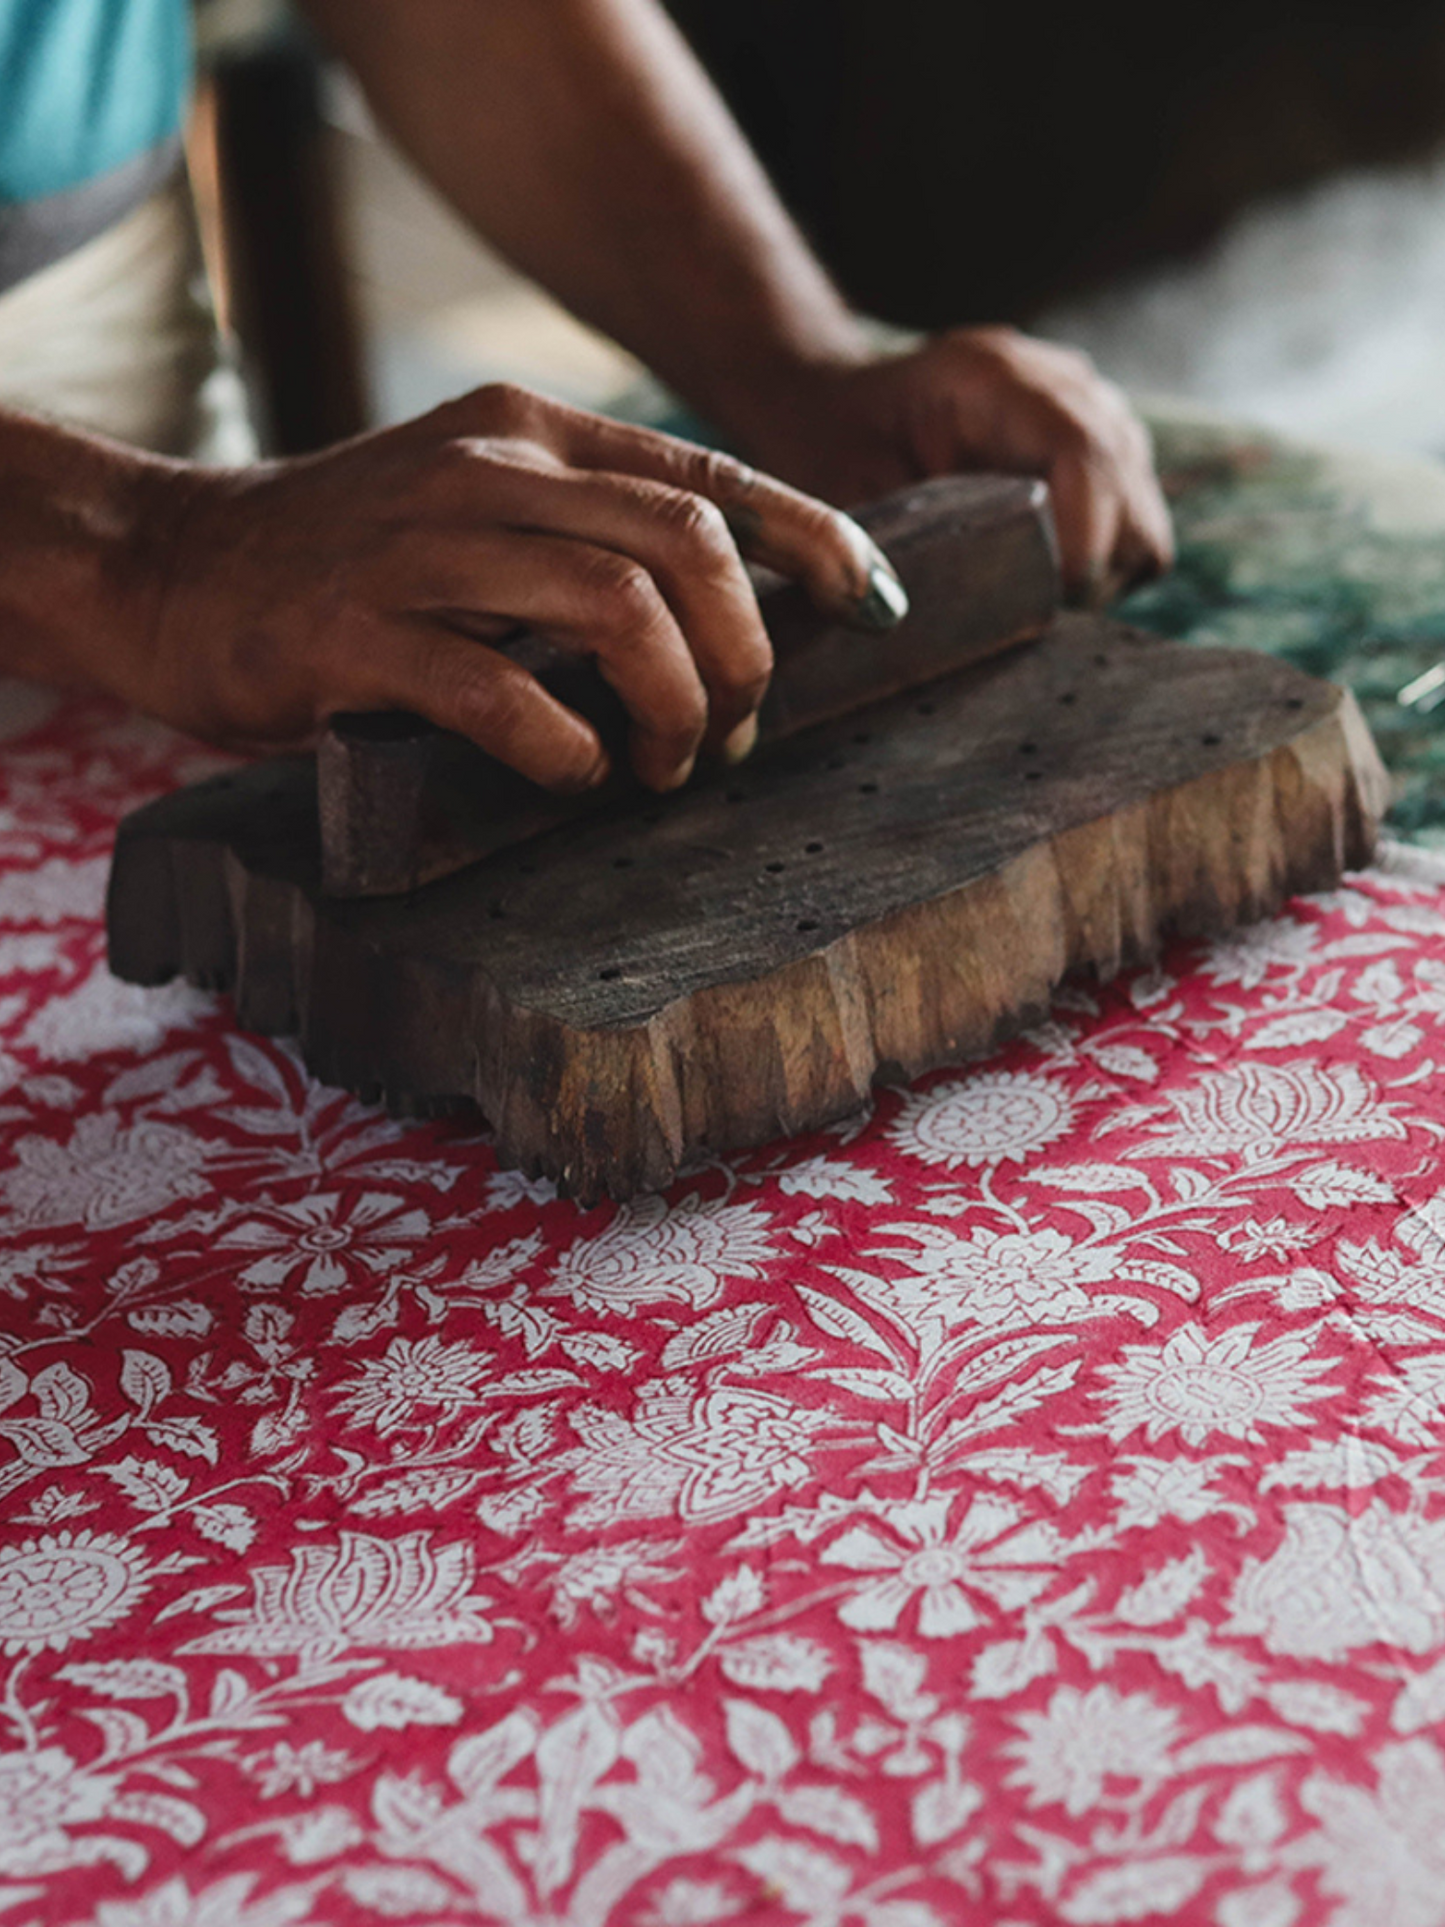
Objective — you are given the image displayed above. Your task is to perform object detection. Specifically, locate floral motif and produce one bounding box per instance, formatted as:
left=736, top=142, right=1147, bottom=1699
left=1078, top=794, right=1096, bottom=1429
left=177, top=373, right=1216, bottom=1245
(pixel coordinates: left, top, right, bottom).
left=342, top=1672, right=463, bottom=1731
left=1294, top=1740, right=1445, bottom=1927
left=1130, top=1060, right=1407, bottom=1161
left=331, top=1337, right=489, bottom=1434
left=1095, top=1323, right=1340, bottom=1445
left=564, top=1382, right=832, bottom=1525
left=216, top=1191, right=429, bottom=1294
left=864, top=1223, right=1116, bottom=1330
left=1005, top=1684, right=1180, bottom=1815
left=820, top=1494, right=1051, bottom=1636
left=183, top=1532, right=496, bottom=1661
left=545, top=1195, right=776, bottom=1314
left=889, top=1070, right=1073, bottom=1166
left=0, top=1747, right=120, bottom=1878
left=0, top=1531, right=152, bottom=1654
left=1228, top=1502, right=1445, bottom=1658
left=0, top=1113, right=211, bottom=1231
left=16, top=660, right=1445, bottom=1922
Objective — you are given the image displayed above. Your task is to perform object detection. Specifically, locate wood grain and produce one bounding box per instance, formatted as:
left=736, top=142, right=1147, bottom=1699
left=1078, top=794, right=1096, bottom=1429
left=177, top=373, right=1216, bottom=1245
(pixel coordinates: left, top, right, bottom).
left=108, top=615, right=1388, bottom=1202
left=316, top=472, right=1060, bottom=896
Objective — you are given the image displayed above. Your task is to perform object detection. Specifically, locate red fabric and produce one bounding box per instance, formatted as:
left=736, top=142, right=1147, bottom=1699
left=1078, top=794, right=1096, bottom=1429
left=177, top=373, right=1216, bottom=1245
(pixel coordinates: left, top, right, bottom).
left=3, top=687, right=1445, bottom=1926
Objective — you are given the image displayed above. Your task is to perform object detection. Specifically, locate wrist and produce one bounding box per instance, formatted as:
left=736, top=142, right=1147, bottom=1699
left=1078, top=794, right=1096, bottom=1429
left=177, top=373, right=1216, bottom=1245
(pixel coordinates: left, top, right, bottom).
left=707, top=344, right=921, bottom=507
left=0, top=412, right=192, bottom=708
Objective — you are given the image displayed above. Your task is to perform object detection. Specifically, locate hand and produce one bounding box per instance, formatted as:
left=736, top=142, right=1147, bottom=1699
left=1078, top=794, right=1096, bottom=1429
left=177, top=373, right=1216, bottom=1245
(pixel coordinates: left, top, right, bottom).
left=742, top=326, right=1174, bottom=604
left=127, top=384, right=908, bottom=791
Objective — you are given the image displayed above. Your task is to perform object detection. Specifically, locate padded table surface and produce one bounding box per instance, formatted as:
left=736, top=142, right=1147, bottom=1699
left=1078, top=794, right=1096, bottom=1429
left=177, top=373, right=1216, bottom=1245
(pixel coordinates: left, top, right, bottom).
left=2, top=413, right=1445, bottom=1925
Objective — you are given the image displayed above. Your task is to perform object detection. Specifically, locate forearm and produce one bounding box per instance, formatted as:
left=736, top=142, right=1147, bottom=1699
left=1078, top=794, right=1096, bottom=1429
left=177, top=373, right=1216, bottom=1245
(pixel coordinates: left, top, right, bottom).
left=301, top=0, right=870, bottom=448
left=0, top=408, right=169, bottom=701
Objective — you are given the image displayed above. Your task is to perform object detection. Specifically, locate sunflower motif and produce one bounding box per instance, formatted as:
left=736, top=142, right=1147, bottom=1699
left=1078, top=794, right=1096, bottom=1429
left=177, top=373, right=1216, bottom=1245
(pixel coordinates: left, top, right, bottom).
left=1095, top=1322, right=1339, bottom=1447
left=889, top=1071, right=1073, bottom=1168
left=0, top=1530, right=153, bottom=1655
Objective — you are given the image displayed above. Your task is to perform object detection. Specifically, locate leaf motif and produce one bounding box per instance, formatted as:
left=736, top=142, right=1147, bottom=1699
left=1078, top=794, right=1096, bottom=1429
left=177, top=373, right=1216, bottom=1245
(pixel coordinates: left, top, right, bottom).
left=104, top=1052, right=202, bottom=1105
left=79, top=1704, right=153, bottom=1756
left=723, top=1699, right=799, bottom=1780
left=208, top=1669, right=254, bottom=1719
left=1113, top=1550, right=1209, bottom=1626
left=127, top=1301, right=212, bottom=1339
left=1087, top=1044, right=1159, bottom=1082
left=1249, top=1008, right=1348, bottom=1050
left=192, top=1503, right=257, bottom=1553
left=1114, top=1258, right=1200, bottom=1300
left=775, top=1782, right=878, bottom=1849
left=225, top=1032, right=294, bottom=1104
left=718, top=1635, right=832, bottom=1694
left=1172, top=1726, right=1309, bottom=1770
left=1031, top=1162, right=1151, bottom=1191
left=0, top=1357, right=25, bottom=1416
left=1293, top=1162, right=1396, bottom=1209
left=941, top=1361, right=1080, bottom=1447
left=813, top=1366, right=913, bottom=1402
left=660, top=1303, right=768, bottom=1369
left=0, top=1416, right=86, bottom=1465
left=1393, top=1656, right=1445, bottom=1735
left=30, top=1362, right=90, bottom=1426
left=910, top=1777, right=983, bottom=1847
left=793, top=1286, right=897, bottom=1359
left=101, top=1456, right=187, bottom=1513
left=119, top=1350, right=171, bottom=1416
left=960, top=1446, right=1090, bottom=1505
left=449, top=1709, right=539, bottom=1796
left=58, top=1659, right=187, bottom=1700
left=859, top=1642, right=935, bottom=1722
left=478, top=1370, right=581, bottom=1399
left=108, top=1791, right=206, bottom=1846
left=142, top=1417, right=219, bottom=1464
left=969, top=1633, right=1056, bottom=1700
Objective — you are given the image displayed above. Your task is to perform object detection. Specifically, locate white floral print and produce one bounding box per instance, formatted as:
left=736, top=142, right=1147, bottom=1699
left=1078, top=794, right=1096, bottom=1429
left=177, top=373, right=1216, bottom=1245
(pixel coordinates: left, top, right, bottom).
left=185, top=1532, right=496, bottom=1661
left=1095, top=1323, right=1340, bottom=1445
left=821, top=1494, right=1050, bottom=1635
left=546, top=1195, right=776, bottom=1314
left=331, top=1337, right=489, bottom=1433
left=889, top=1069, right=1074, bottom=1166
left=10, top=676, right=1445, bottom=1923
left=0, top=1531, right=152, bottom=1653
left=216, top=1191, right=429, bottom=1294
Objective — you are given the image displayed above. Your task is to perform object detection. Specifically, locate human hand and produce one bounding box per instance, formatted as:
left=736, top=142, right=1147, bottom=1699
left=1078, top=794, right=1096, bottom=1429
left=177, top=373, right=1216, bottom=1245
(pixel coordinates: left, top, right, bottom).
left=742, top=326, right=1173, bottom=605
left=129, top=384, right=908, bottom=792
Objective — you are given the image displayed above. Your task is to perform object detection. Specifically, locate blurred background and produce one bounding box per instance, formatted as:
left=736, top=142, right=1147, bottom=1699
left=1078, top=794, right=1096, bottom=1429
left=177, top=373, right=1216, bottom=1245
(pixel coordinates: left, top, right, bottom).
left=196, top=0, right=1445, bottom=458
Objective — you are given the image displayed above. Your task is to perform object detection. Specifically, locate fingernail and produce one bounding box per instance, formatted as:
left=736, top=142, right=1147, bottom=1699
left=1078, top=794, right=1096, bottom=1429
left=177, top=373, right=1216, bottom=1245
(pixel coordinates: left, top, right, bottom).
left=661, top=754, right=696, bottom=793
left=722, top=714, right=759, bottom=765
left=585, top=748, right=612, bottom=789
left=851, top=558, right=910, bottom=631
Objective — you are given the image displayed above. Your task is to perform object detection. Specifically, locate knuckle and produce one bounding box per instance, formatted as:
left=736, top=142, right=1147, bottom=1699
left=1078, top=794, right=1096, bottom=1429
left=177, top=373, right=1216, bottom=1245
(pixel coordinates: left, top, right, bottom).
left=682, top=442, right=750, bottom=504
left=582, top=552, right=665, bottom=631
left=472, top=381, right=543, bottom=433
left=653, top=485, right=734, bottom=556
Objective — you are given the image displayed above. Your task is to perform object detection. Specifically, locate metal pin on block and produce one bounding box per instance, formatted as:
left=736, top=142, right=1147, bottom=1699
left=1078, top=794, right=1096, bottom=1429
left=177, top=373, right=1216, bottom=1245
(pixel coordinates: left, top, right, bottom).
left=1398, top=662, right=1445, bottom=712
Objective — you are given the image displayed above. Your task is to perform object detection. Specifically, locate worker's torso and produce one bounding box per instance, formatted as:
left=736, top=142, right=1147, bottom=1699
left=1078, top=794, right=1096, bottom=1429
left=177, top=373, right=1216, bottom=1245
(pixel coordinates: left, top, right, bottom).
left=0, top=0, right=192, bottom=294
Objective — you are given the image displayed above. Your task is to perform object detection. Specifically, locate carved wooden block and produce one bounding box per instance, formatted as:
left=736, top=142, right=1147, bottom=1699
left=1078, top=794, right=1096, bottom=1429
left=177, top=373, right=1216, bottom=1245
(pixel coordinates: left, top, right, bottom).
left=317, top=472, right=1060, bottom=896
left=107, top=615, right=1387, bottom=1203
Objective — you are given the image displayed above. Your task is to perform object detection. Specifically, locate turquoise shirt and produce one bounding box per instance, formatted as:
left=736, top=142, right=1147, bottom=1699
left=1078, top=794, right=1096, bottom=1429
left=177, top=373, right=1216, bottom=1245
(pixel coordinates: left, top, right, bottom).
left=0, top=0, right=192, bottom=287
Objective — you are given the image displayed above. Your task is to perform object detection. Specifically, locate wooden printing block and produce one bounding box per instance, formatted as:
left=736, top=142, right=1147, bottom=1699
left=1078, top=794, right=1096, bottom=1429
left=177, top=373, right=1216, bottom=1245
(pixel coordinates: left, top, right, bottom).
left=107, top=614, right=1386, bottom=1203
left=316, top=472, right=1061, bottom=896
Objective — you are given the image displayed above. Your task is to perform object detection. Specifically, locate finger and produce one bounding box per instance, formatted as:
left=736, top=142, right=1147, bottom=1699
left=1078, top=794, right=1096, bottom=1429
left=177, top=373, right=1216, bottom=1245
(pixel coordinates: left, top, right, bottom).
left=1046, top=449, right=1125, bottom=604
left=448, top=392, right=910, bottom=631
left=379, top=527, right=710, bottom=792
left=348, top=625, right=612, bottom=793
left=433, top=454, right=775, bottom=754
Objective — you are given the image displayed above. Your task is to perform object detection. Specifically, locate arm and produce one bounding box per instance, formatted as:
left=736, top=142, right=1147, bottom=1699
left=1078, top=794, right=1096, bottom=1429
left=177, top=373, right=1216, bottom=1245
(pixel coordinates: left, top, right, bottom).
left=301, top=0, right=1172, bottom=596
left=0, top=389, right=902, bottom=787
